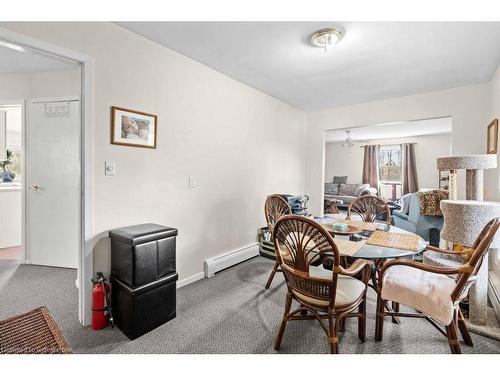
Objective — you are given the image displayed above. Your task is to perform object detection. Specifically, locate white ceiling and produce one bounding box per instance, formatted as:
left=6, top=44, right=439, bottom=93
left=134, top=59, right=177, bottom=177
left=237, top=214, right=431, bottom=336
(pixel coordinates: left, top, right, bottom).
left=0, top=43, right=77, bottom=74
left=118, top=22, right=500, bottom=112
left=325, top=117, right=452, bottom=143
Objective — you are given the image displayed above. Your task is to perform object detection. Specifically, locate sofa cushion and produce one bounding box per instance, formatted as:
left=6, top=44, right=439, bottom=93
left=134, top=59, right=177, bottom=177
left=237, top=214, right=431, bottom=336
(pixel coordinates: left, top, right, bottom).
left=381, top=264, right=457, bottom=325
left=324, top=183, right=339, bottom=195
left=339, top=183, right=360, bottom=196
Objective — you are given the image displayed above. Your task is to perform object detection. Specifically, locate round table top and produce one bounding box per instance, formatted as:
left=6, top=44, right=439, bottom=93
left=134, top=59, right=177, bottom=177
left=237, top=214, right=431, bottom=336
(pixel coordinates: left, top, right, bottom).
left=314, top=216, right=426, bottom=260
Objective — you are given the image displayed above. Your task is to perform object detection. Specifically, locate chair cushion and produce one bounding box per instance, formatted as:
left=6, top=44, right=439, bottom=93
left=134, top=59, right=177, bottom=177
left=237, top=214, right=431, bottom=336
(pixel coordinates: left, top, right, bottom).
left=381, top=264, right=457, bottom=325
left=292, top=267, right=365, bottom=308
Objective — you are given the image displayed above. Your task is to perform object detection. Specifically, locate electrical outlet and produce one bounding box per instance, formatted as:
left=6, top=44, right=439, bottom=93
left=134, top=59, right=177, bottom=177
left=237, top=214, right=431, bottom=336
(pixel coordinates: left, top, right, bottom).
left=105, top=161, right=116, bottom=176
left=188, top=176, right=196, bottom=188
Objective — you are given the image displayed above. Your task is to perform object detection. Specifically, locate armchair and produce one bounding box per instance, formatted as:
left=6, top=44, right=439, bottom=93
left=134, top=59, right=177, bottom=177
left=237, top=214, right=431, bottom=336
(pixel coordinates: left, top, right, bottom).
left=272, top=215, right=371, bottom=354
left=375, top=219, right=500, bottom=353
left=392, top=192, right=444, bottom=240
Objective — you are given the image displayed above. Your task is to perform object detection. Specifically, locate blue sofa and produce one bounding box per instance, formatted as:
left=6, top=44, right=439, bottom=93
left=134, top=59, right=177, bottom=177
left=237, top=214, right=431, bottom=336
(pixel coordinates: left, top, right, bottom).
left=392, top=192, right=444, bottom=241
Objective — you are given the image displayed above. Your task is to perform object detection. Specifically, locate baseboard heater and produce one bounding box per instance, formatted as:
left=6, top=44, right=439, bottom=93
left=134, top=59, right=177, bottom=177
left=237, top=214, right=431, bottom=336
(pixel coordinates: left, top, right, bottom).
left=204, top=243, right=259, bottom=278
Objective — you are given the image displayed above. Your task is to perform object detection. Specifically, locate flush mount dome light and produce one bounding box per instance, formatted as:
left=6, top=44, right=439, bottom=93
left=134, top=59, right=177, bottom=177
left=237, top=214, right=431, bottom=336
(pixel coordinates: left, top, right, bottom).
left=310, top=27, right=344, bottom=52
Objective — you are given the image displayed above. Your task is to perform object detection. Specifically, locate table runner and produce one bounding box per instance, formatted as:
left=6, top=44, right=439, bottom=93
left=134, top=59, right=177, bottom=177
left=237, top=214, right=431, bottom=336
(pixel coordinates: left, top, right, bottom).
left=366, top=231, right=420, bottom=252
left=0, top=306, right=72, bottom=354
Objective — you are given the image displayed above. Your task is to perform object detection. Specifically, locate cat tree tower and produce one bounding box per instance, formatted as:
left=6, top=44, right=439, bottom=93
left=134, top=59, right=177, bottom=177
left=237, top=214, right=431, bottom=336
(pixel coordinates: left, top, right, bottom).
left=429, top=154, right=498, bottom=325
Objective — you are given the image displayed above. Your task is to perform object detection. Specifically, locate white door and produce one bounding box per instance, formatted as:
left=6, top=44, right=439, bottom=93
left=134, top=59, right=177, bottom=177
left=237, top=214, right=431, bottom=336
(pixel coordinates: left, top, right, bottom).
left=26, top=98, right=80, bottom=268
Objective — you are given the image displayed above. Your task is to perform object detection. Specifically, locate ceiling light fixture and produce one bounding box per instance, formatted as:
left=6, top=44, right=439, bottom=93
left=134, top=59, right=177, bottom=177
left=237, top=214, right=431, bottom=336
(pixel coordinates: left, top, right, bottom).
left=310, top=27, right=344, bottom=53
left=342, top=130, right=354, bottom=153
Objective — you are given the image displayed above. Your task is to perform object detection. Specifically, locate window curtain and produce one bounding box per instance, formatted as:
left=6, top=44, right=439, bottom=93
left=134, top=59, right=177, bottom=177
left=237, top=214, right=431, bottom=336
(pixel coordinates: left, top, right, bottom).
left=401, top=143, right=419, bottom=194
left=362, top=145, right=380, bottom=190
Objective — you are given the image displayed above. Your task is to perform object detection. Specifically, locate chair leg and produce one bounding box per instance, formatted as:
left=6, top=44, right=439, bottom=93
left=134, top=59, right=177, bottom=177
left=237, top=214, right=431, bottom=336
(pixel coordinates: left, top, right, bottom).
left=445, top=316, right=462, bottom=354
left=274, top=292, right=292, bottom=351
left=265, top=260, right=280, bottom=289
left=328, top=314, right=339, bottom=354
left=375, top=295, right=385, bottom=341
left=390, top=301, right=399, bottom=323
left=457, top=309, right=473, bottom=347
left=338, top=317, right=346, bottom=332
left=358, top=299, right=366, bottom=343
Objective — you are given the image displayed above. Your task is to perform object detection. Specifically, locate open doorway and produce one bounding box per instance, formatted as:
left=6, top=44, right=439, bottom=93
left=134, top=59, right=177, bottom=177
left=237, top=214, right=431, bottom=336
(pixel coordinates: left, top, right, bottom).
left=0, top=41, right=83, bottom=319
left=323, top=117, right=452, bottom=214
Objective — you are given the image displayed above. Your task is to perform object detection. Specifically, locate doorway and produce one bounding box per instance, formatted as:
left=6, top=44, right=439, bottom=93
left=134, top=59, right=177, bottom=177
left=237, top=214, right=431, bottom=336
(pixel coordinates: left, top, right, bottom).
left=0, top=27, right=93, bottom=325
left=322, top=117, right=452, bottom=214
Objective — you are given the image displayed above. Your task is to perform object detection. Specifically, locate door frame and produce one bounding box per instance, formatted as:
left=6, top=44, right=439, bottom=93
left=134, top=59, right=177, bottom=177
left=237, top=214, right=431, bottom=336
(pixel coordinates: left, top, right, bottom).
left=0, top=27, right=94, bottom=326
left=0, top=99, right=26, bottom=263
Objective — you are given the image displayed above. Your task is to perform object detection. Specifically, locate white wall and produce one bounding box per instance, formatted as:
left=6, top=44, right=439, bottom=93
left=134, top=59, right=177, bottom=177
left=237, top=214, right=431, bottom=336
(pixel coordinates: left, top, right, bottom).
left=0, top=189, right=21, bottom=248
left=306, top=83, right=491, bottom=215
left=485, top=66, right=500, bottom=200
left=0, top=69, right=80, bottom=100
left=324, top=133, right=452, bottom=197
left=0, top=23, right=306, bottom=284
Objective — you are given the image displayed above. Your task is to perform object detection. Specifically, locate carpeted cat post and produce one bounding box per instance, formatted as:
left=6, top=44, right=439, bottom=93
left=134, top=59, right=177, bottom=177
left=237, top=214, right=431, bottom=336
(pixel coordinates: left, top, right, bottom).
left=431, top=155, right=497, bottom=326
left=440, top=200, right=500, bottom=326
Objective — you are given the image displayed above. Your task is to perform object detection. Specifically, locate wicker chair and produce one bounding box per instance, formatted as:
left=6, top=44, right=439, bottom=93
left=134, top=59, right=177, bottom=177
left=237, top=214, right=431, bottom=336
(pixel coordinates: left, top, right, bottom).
left=375, top=218, right=500, bottom=354
left=264, top=195, right=293, bottom=289
left=273, top=215, right=371, bottom=354
left=347, top=195, right=391, bottom=224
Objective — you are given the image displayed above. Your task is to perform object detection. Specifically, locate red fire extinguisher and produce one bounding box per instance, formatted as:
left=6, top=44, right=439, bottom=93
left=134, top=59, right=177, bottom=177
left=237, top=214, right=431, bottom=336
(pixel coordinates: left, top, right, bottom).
left=91, top=272, right=114, bottom=330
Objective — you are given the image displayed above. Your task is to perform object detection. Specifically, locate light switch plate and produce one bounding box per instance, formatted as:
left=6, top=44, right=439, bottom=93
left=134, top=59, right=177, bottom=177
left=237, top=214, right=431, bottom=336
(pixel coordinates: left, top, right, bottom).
left=105, top=161, right=116, bottom=176
left=188, top=176, right=196, bottom=188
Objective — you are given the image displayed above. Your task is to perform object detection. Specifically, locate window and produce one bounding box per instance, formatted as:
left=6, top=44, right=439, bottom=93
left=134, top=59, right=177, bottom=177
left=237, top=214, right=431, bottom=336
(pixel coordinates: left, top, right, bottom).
left=379, top=145, right=401, bottom=182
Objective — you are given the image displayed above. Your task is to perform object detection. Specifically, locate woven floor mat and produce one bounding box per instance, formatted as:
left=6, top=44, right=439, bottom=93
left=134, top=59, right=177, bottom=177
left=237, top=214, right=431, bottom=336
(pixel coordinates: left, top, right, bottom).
left=0, top=306, right=72, bottom=354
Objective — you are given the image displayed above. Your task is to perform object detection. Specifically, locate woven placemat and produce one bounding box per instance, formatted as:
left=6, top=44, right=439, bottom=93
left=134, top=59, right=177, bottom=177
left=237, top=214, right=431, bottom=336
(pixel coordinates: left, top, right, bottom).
left=333, top=239, right=366, bottom=257
left=0, top=306, right=72, bottom=354
left=366, top=231, right=420, bottom=252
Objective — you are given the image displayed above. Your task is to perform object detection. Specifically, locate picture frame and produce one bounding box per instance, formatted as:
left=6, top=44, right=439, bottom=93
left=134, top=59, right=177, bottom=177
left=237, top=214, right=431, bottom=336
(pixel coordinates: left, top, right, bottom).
left=487, top=119, right=498, bottom=154
left=111, top=106, right=157, bottom=149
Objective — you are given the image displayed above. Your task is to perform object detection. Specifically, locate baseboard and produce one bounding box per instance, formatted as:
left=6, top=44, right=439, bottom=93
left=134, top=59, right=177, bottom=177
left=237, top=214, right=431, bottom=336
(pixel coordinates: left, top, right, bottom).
left=177, top=272, right=205, bottom=289
left=204, top=243, right=259, bottom=278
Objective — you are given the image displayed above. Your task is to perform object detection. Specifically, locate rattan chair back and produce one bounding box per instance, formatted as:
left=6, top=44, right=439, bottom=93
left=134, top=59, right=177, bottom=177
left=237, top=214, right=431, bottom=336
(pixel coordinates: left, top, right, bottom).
left=264, top=195, right=292, bottom=232
left=347, top=195, right=391, bottom=224
left=273, top=215, right=341, bottom=309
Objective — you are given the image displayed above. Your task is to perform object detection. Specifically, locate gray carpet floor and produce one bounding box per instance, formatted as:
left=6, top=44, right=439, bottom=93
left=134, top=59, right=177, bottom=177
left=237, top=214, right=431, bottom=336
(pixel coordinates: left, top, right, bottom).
left=1, top=257, right=500, bottom=354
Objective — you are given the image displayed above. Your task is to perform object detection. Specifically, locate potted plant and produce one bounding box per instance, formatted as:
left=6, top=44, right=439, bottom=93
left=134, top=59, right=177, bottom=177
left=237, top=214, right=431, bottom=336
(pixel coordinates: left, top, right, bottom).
left=0, top=150, right=16, bottom=183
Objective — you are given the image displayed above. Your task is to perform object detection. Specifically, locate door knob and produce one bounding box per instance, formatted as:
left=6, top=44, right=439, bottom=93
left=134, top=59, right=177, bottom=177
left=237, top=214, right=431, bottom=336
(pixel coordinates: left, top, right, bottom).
left=28, top=184, right=40, bottom=191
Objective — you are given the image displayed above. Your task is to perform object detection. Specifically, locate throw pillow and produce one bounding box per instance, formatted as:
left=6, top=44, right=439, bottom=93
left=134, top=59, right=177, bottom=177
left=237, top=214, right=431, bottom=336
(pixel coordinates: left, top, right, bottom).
left=354, top=184, right=370, bottom=196
left=399, top=193, right=411, bottom=215
left=333, top=176, right=348, bottom=184
left=418, top=190, right=449, bottom=216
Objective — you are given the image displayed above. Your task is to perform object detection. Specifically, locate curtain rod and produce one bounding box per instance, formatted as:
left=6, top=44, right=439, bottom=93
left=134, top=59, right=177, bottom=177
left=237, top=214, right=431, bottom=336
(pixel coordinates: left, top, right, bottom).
left=359, top=142, right=417, bottom=148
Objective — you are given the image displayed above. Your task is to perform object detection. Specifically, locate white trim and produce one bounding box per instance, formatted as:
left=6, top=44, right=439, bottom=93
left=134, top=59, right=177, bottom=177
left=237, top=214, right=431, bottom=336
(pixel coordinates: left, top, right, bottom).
left=177, top=272, right=205, bottom=288
left=204, top=243, right=259, bottom=278
left=0, top=100, right=26, bottom=263
left=0, top=26, right=94, bottom=326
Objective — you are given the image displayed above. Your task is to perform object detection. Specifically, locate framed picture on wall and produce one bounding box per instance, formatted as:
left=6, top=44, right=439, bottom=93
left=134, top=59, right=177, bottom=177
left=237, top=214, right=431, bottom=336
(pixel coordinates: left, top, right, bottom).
left=487, top=119, right=498, bottom=154
left=111, top=106, right=157, bottom=149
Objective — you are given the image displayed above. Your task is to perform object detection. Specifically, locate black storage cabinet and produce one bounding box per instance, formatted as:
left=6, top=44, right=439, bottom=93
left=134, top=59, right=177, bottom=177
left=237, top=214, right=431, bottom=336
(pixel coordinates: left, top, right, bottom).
left=109, top=223, right=178, bottom=339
